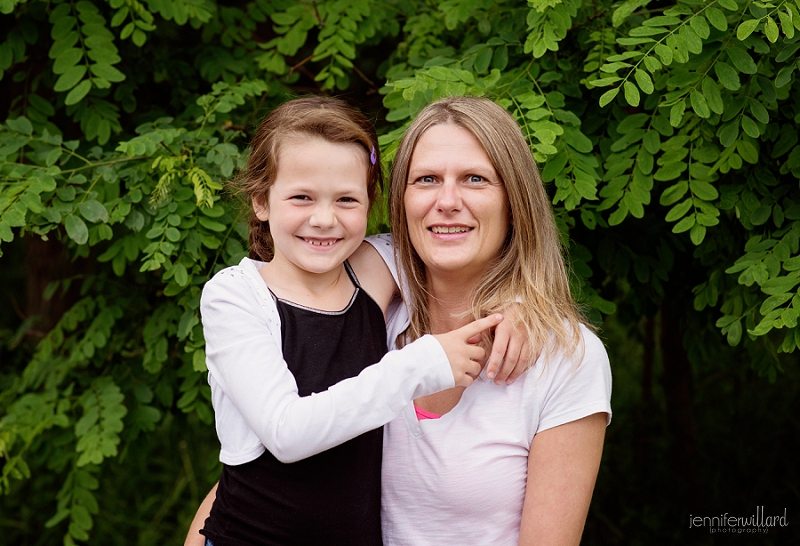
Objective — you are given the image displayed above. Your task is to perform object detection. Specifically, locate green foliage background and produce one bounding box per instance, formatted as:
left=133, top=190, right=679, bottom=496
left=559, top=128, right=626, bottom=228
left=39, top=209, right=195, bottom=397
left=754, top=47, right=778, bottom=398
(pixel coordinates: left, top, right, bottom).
left=1, top=0, right=799, bottom=543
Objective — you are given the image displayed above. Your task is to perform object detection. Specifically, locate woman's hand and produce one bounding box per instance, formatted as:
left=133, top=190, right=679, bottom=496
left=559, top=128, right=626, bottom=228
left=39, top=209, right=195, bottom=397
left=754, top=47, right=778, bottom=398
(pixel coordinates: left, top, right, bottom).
left=434, top=314, right=504, bottom=387
left=485, top=303, right=536, bottom=385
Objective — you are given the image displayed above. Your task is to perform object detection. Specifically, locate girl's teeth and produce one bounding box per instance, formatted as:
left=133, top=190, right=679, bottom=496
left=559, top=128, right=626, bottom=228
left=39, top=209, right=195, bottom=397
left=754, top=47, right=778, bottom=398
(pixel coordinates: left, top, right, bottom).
left=307, top=239, right=335, bottom=246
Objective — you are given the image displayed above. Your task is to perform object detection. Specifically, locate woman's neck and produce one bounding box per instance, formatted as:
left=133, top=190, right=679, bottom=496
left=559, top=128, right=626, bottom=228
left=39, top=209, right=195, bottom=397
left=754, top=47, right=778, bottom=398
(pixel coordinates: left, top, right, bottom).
left=426, top=276, right=478, bottom=333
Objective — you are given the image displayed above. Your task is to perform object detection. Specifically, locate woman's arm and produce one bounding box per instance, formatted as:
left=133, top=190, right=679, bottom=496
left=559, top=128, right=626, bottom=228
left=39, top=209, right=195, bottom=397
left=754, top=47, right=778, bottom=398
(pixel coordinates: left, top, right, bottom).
left=518, top=412, right=607, bottom=546
left=183, top=482, right=217, bottom=546
left=355, top=235, right=537, bottom=384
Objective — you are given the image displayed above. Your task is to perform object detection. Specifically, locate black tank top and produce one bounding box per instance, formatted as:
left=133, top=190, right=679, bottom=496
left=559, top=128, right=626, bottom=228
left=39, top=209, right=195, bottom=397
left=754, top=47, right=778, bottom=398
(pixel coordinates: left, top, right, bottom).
left=201, top=262, right=387, bottom=546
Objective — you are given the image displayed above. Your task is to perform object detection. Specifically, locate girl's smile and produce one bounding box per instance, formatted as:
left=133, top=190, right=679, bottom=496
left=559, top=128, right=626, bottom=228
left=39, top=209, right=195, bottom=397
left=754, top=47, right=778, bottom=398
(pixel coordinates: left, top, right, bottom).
left=254, top=135, right=369, bottom=297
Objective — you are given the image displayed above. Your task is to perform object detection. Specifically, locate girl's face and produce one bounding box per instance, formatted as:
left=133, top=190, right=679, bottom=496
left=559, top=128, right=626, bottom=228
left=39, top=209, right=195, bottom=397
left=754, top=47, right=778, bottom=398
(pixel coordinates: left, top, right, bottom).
left=255, top=136, right=369, bottom=277
left=404, top=123, right=510, bottom=281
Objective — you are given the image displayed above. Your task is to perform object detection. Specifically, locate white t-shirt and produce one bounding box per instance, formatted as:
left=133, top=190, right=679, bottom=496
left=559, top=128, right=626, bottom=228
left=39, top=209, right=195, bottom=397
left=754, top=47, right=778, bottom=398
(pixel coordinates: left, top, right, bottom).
left=201, top=256, right=454, bottom=465
left=365, top=235, right=613, bottom=546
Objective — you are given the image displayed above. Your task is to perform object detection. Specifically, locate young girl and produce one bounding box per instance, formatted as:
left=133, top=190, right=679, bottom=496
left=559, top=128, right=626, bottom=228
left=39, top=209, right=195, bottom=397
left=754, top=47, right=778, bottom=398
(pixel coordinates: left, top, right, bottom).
left=195, top=97, right=504, bottom=546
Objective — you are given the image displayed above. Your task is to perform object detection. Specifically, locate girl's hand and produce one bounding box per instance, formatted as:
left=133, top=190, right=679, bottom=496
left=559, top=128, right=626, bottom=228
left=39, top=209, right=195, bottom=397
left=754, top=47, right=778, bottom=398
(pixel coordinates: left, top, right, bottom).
left=485, top=304, right=536, bottom=385
left=434, top=314, right=504, bottom=388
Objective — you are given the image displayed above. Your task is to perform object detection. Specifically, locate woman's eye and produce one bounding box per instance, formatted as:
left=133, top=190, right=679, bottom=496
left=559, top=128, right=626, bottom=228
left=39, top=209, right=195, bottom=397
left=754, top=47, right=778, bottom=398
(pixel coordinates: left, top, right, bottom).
left=468, top=175, right=485, bottom=183
left=420, top=176, right=436, bottom=184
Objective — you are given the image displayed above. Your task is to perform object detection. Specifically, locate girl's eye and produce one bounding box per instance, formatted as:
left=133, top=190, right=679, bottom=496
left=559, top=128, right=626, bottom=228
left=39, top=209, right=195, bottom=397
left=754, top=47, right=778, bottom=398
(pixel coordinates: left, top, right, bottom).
left=290, top=195, right=310, bottom=201
left=338, top=196, right=357, bottom=203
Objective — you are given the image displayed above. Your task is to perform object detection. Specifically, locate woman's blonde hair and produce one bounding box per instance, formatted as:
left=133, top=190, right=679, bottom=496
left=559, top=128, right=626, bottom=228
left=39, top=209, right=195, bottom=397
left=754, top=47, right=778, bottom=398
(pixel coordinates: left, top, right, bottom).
left=235, top=96, right=382, bottom=261
left=390, top=96, right=585, bottom=358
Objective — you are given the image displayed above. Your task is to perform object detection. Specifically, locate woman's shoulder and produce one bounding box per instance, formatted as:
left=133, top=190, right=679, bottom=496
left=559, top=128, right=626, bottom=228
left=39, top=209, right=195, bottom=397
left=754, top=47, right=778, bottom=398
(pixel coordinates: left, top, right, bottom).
left=530, top=322, right=610, bottom=386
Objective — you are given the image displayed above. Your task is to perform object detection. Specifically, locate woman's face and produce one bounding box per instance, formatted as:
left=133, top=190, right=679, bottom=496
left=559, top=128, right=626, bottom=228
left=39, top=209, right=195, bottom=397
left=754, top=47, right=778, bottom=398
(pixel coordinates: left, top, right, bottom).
left=404, top=123, right=510, bottom=281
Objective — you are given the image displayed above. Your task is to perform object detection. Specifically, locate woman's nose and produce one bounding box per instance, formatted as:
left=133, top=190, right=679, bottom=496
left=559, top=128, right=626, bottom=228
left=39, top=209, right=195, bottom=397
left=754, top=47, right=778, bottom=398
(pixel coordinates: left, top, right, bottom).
left=309, top=203, right=337, bottom=228
left=436, top=180, right=462, bottom=211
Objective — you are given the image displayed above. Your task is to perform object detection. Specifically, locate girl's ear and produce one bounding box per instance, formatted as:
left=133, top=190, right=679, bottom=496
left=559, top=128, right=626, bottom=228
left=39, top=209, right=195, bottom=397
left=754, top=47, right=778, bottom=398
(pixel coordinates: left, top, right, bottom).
left=253, top=195, right=269, bottom=221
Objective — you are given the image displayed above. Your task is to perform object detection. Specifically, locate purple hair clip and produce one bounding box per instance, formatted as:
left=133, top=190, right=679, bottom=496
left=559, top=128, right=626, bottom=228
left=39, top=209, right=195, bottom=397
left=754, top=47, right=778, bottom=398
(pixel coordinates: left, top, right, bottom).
left=370, top=145, right=377, bottom=166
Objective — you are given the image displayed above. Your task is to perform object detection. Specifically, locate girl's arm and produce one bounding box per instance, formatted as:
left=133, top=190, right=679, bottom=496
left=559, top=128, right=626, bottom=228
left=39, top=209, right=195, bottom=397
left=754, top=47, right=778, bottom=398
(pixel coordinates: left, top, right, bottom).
left=518, top=412, right=606, bottom=546
left=203, top=271, right=498, bottom=464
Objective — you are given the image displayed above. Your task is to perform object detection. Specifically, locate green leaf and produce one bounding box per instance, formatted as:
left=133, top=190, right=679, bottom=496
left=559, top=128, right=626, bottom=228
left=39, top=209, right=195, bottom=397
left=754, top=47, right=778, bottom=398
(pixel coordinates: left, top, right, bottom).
left=53, top=48, right=83, bottom=74
left=737, top=140, right=759, bottom=164
left=599, top=87, right=619, bottom=107
left=702, top=78, right=724, bottom=115
left=764, top=17, right=779, bottom=43
left=65, top=215, right=89, bottom=244
left=71, top=504, right=92, bottom=531
left=89, top=62, right=125, bottom=82
left=761, top=275, right=800, bottom=295
left=689, top=223, right=706, bottom=245
left=750, top=205, right=772, bottom=225
left=655, top=43, right=673, bottom=65
left=748, top=98, right=769, bottom=124
left=6, top=116, right=33, bottom=135
left=714, top=61, right=740, bottom=90
left=705, top=7, right=728, bottom=31
left=741, top=115, right=760, bottom=138
left=727, top=48, right=757, bottom=75
left=736, top=19, right=759, bottom=40
left=673, top=214, right=695, bottom=233
left=634, top=69, right=654, bottom=94
left=775, top=65, right=795, bottom=88
left=690, top=90, right=710, bottom=118
left=623, top=81, right=640, bottom=106
left=690, top=13, right=710, bottom=38
left=727, top=320, right=742, bottom=346
left=192, top=349, right=207, bottom=372
left=643, top=55, right=661, bottom=73
left=719, top=122, right=739, bottom=148
left=474, top=47, right=492, bottom=74
left=78, top=200, right=109, bottom=223
left=666, top=198, right=692, bottom=222
left=690, top=179, right=718, bottom=201
left=132, top=29, right=146, bottom=47
left=608, top=201, right=629, bottom=226
left=654, top=161, right=687, bottom=181
left=54, top=64, right=87, bottom=92
left=643, top=130, right=660, bottom=154
left=65, top=80, right=92, bottom=105
left=669, top=99, right=685, bottom=127
left=778, top=11, right=795, bottom=40
left=661, top=181, right=688, bottom=206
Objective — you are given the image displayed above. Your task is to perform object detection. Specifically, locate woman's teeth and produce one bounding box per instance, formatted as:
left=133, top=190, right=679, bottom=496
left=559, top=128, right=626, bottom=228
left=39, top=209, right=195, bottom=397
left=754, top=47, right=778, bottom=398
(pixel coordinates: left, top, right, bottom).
left=430, top=226, right=470, bottom=234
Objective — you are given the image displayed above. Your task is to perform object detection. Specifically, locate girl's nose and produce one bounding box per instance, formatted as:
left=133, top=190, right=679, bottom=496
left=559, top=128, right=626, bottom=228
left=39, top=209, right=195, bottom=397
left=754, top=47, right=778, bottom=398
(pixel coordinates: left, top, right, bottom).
left=309, top=203, right=337, bottom=228
left=436, top=180, right=463, bottom=212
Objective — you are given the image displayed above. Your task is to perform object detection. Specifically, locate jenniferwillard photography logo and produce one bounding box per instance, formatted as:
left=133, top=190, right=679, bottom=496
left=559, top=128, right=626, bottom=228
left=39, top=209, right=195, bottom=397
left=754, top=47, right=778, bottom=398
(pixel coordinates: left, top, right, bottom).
left=689, top=506, right=789, bottom=534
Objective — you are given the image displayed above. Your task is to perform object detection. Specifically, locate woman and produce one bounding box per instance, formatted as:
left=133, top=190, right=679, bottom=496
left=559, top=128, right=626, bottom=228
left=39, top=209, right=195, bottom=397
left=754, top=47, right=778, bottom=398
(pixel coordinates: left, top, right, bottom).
left=361, top=96, right=611, bottom=545
left=187, top=96, right=610, bottom=545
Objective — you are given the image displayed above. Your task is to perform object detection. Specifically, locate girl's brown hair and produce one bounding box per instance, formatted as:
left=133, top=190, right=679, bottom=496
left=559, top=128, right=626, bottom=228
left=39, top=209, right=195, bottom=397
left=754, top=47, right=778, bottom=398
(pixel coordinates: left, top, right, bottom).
left=390, top=96, right=585, bottom=359
left=235, top=96, right=382, bottom=261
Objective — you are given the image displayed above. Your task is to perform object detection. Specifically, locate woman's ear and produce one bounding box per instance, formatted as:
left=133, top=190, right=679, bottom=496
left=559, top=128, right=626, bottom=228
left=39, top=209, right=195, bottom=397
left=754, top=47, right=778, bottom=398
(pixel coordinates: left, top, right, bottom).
left=253, top=195, right=269, bottom=221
